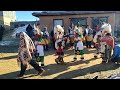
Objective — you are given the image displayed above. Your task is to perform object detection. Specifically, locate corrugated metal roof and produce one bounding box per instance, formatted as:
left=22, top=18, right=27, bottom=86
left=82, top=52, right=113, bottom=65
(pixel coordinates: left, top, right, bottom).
left=32, top=11, right=120, bottom=17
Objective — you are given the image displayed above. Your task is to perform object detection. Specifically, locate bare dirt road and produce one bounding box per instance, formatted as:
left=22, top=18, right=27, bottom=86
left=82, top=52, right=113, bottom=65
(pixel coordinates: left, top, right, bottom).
left=0, top=46, right=120, bottom=79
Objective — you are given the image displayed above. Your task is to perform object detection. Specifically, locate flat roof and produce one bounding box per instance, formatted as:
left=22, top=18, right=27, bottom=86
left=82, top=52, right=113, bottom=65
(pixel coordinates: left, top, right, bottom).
left=11, top=21, right=39, bottom=23
left=32, top=11, right=120, bottom=17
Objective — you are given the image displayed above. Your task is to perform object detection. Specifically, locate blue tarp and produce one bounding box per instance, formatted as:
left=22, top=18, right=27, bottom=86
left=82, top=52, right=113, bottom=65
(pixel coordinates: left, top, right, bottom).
left=112, top=43, right=120, bottom=61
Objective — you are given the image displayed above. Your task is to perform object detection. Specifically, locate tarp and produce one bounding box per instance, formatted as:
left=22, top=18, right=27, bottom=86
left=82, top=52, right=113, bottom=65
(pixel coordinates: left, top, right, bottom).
left=12, top=24, right=29, bottom=37
left=112, top=44, right=120, bottom=62
left=112, top=43, right=120, bottom=60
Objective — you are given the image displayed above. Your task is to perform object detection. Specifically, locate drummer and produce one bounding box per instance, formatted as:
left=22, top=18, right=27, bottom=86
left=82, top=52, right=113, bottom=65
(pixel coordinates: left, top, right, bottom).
left=67, top=24, right=75, bottom=49
left=42, top=27, right=50, bottom=51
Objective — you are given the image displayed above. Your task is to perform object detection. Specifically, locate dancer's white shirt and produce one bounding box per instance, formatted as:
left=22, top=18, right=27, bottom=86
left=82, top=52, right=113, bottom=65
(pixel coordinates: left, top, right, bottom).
left=75, top=37, right=84, bottom=50
left=36, top=45, right=44, bottom=56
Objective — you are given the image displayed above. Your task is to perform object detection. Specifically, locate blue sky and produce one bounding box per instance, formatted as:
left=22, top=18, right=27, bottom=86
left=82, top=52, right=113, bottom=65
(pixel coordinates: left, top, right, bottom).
left=16, top=11, right=42, bottom=21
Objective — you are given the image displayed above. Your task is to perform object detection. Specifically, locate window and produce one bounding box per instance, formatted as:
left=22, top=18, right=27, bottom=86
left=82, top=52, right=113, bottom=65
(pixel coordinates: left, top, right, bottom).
left=114, top=26, right=120, bottom=38
left=99, top=17, right=108, bottom=23
left=70, top=18, right=87, bottom=28
left=92, top=17, right=99, bottom=28
left=53, top=19, right=63, bottom=27
left=92, top=17, right=108, bottom=29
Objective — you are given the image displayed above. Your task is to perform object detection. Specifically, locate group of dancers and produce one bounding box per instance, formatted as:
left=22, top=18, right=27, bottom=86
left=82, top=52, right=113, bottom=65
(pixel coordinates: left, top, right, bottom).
left=14, top=22, right=115, bottom=77
left=53, top=22, right=115, bottom=64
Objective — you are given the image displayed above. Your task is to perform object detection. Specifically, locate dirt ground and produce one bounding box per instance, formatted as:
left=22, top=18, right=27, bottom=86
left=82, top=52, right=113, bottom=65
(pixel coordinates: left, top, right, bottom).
left=0, top=45, right=120, bottom=79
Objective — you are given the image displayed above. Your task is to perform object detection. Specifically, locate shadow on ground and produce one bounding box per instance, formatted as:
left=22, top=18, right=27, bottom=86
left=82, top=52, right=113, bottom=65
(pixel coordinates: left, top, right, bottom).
left=53, top=63, right=120, bottom=79
left=0, top=55, right=17, bottom=60
left=0, top=68, right=38, bottom=79
left=40, top=57, right=100, bottom=77
left=0, top=44, right=118, bottom=79
left=0, top=58, right=119, bottom=79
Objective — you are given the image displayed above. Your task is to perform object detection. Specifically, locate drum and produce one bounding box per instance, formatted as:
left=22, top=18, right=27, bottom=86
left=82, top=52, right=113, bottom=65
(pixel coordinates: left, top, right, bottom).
left=70, top=36, right=74, bottom=43
left=44, top=39, right=48, bottom=45
left=82, top=36, right=85, bottom=41
left=48, top=38, right=50, bottom=44
left=87, top=35, right=93, bottom=41
left=40, top=39, right=46, bottom=45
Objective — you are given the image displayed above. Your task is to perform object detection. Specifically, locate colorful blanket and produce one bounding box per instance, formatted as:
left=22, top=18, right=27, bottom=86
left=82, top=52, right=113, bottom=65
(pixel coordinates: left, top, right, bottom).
left=17, top=32, right=35, bottom=67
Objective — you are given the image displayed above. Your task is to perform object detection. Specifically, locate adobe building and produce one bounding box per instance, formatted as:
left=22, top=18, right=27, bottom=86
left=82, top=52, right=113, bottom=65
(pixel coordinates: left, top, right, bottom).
left=0, top=11, right=16, bottom=30
left=32, top=11, right=120, bottom=38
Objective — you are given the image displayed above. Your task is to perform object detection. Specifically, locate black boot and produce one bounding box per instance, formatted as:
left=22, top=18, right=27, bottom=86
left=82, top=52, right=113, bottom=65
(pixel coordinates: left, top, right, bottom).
left=37, top=68, right=45, bottom=75
left=94, top=55, right=97, bottom=58
left=93, top=76, right=98, bottom=79
left=55, top=58, right=59, bottom=64
left=41, top=64, right=45, bottom=67
left=73, top=57, right=77, bottom=62
left=17, top=74, right=24, bottom=77
left=81, top=57, right=84, bottom=60
left=17, top=63, right=27, bottom=77
left=102, top=60, right=106, bottom=63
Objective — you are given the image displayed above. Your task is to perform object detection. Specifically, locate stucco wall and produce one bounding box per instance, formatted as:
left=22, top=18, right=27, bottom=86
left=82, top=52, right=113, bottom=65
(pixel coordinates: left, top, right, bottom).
left=39, top=13, right=115, bottom=33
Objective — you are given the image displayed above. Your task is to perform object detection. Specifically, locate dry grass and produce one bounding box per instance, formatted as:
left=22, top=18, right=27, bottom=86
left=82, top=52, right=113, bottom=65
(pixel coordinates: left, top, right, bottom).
left=0, top=46, right=120, bottom=79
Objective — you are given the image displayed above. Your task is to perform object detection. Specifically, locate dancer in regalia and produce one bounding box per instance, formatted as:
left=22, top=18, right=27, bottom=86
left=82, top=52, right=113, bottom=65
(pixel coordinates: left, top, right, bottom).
left=93, top=23, right=112, bottom=58
left=101, top=33, right=114, bottom=63
left=34, top=24, right=46, bottom=67
left=54, top=25, right=66, bottom=65
left=73, top=26, right=84, bottom=61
